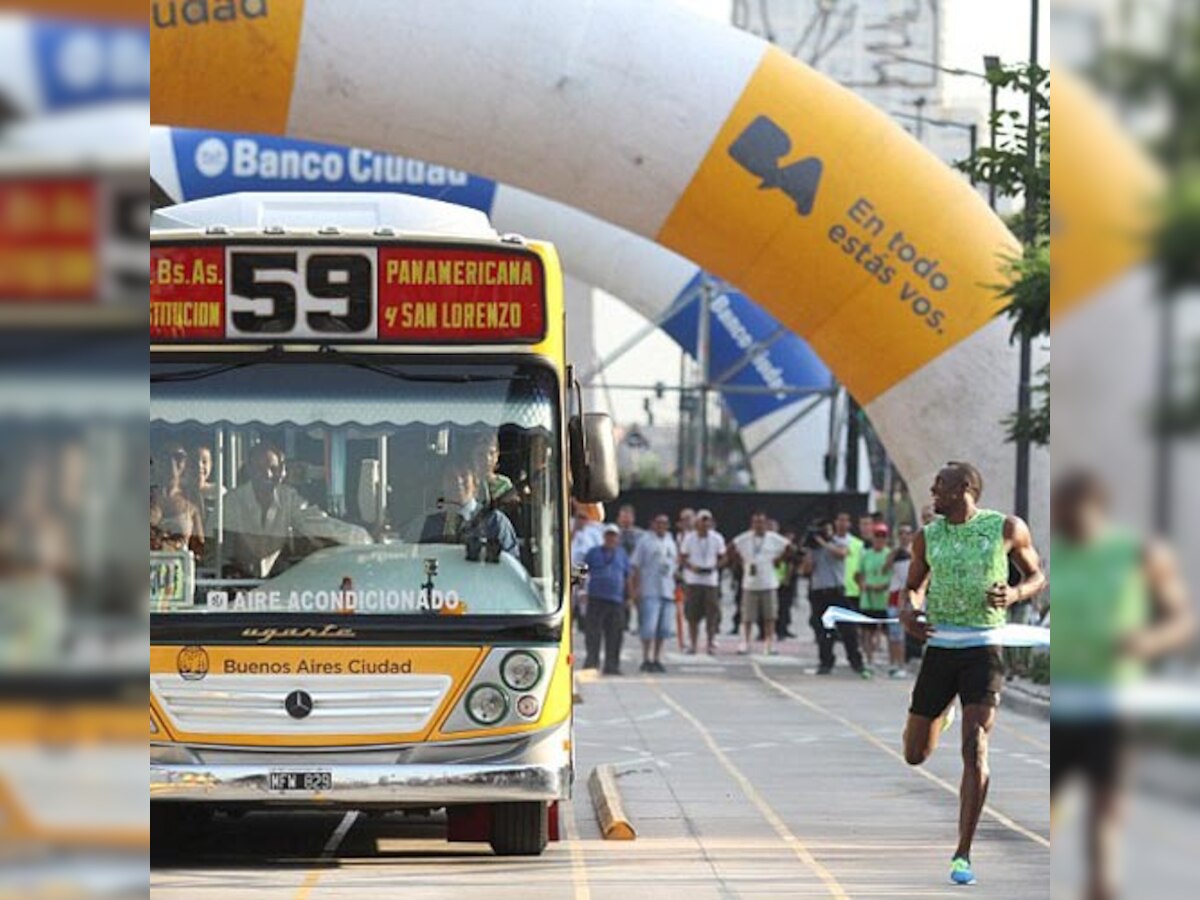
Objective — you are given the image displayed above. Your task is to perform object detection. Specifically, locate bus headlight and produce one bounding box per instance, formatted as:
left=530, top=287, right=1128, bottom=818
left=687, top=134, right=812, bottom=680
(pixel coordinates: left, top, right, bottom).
left=500, top=651, right=542, bottom=692
left=465, top=684, right=509, bottom=726
left=516, top=695, right=540, bottom=719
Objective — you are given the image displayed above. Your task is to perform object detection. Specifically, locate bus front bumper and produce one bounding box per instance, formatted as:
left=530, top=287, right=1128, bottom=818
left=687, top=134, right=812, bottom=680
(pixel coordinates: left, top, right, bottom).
left=150, top=761, right=571, bottom=804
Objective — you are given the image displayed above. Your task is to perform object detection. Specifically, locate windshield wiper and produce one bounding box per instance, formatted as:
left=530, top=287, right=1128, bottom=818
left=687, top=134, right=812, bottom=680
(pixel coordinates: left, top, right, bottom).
left=150, top=348, right=285, bottom=383
left=322, top=348, right=531, bottom=385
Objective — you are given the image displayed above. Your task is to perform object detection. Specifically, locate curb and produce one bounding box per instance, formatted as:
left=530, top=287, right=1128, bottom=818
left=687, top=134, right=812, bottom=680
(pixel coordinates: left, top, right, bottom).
left=587, top=765, right=636, bottom=840
left=1004, top=683, right=1050, bottom=721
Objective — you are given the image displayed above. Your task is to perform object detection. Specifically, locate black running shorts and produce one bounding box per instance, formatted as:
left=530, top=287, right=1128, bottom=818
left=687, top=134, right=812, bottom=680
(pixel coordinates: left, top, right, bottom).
left=909, top=645, right=1005, bottom=718
left=1052, top=722, right=1127, bottom=791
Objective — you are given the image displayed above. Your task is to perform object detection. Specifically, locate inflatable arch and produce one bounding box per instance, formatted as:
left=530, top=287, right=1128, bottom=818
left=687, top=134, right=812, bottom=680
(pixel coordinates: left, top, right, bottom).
left=0, top=16, right=148, bottom=116
left=151, top=126, right=834, bottom=490
left=151, top=0, right=1045, bottom=517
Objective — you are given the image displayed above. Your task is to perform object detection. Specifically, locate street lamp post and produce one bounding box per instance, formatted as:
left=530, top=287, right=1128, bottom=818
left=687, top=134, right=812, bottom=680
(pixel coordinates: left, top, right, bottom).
left=1013, top=1, right=1040, bottom=523
left=912, top=96, right=927, bottom=141
left=983, top=55, right=1002, bottom=210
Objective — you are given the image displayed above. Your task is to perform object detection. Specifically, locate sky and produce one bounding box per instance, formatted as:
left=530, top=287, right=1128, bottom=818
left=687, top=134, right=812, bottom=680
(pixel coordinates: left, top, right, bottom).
left=591, top=0, right=1049, bottom=430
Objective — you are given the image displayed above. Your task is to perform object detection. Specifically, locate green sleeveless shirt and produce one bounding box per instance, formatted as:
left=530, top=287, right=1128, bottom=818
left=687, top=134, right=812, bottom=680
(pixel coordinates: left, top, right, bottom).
left=923, top=509, right=1008, bottom=629
left=1050, top=529, right=1147, bottom=685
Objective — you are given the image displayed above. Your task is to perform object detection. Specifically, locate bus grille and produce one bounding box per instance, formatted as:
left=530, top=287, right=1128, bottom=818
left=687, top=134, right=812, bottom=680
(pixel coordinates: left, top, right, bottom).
left=151, top=674, right=453, bottom=737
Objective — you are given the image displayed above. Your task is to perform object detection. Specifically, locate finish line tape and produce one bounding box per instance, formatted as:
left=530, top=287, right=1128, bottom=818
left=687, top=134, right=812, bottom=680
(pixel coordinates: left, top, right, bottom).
left=820, top=607, right=1051, bottom=648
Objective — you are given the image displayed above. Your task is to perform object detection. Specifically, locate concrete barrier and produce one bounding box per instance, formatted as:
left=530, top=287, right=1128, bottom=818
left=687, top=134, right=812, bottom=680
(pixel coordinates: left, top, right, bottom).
left=587, top=765, right=636, bottom=841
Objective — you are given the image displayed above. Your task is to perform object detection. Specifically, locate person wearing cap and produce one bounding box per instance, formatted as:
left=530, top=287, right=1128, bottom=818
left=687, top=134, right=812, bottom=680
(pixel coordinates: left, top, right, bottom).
left=679, top=509, right=727, bottom=655
left=858, top=523, right=893, bottom=670
left=582, top=523, right=632, bottom=675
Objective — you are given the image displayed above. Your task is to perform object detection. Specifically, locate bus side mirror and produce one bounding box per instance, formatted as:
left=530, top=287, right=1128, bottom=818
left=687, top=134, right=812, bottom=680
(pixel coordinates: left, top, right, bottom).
left=569, top=413, right=618, bottom=503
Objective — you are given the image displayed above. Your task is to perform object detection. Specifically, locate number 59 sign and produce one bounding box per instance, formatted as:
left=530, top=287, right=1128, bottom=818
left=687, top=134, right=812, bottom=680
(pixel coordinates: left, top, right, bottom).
left=151, top=242, right=545, bottom=343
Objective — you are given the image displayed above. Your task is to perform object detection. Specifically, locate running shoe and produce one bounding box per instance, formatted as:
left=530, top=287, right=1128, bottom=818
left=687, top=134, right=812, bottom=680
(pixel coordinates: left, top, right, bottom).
left=949, top=856, right=976, bottom=885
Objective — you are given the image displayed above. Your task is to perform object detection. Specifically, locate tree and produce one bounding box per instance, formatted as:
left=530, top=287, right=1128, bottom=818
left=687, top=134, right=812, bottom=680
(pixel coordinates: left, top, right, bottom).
left=1088, top=4, right=1200, bottom=435
left=957, top=63, right=1051, bottom=446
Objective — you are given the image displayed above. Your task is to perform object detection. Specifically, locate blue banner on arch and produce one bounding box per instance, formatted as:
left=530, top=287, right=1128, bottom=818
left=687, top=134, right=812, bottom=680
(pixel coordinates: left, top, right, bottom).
left=170, top=130, right=498, bottom=213
left=33, top=21, right=149, bottom=111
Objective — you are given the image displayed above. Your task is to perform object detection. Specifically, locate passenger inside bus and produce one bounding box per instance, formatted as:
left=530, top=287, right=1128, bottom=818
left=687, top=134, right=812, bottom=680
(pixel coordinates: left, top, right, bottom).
left=420, top=456, right=519, bottom=558
left=149, top=444, right=205, bottom=557
left=221, top=443, right=371, bottom=579
left=471, top=429, right=520, bottom=514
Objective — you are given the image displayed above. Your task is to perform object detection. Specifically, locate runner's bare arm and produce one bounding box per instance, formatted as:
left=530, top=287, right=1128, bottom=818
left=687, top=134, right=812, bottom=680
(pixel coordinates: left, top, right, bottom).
left=986, top=516, right=1046, bottom=608
left=900, top=531, right=933, bottom=640
left=1123, top=539, right=1196, bottom=661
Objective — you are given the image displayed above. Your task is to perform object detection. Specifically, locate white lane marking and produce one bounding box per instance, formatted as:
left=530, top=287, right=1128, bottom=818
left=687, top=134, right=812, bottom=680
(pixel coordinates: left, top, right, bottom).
left=561, top=800, right=592, bottom=900
left=322, top=811, right=359, bottom=856
left=294, top=811, right=359, bottom=900
left=751, top=662, right=1051, bottom=850
left=633, top=708, right=672, bottom=722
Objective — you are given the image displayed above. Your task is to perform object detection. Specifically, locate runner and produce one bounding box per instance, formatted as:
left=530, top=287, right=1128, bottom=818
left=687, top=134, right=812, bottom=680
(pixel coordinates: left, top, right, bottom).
left=899, top=461, right=1046, bottom=886
left=1050, top=469, right=1193, bottom=900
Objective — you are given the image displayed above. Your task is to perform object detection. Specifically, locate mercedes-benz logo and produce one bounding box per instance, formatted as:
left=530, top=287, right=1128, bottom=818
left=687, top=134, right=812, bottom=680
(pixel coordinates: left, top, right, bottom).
left=284, top=690, right=314, bottom=720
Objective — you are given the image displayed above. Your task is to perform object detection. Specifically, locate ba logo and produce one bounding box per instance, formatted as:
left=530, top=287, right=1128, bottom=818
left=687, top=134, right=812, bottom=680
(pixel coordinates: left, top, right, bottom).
left=177, top=645, right=210, bottom=681
left=194, top=137, right=230, bottom=178
left=728, top=115, right=823, bottom=216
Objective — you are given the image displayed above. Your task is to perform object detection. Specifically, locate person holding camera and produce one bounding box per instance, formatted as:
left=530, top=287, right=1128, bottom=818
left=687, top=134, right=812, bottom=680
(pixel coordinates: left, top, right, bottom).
left=804, top=512, right=867, bottom=677
left=679, top=509, right=726, bottom=655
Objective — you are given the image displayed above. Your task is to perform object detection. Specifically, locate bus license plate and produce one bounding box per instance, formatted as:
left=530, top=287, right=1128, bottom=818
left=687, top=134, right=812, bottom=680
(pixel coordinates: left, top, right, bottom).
left=268, top=771, right=333, bottom=792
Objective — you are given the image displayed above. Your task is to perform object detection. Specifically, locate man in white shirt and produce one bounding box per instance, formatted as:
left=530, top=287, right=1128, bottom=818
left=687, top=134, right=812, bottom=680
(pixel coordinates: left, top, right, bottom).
left=570, top=504, right=604, bottom=630
left=223, top=444, right=370, bottom=579
left=630, top=513, right=679, bottom=673
left=679, top=509, right=726, bottom=655
left=570, top=505, right=604, bottom=567
left=731, top=511, right=792, bottom=655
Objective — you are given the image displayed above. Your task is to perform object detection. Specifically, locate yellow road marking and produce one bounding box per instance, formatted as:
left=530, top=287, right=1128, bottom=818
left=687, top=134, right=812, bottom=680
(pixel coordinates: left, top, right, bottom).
left=561, top=800, right=592, bottom=900
left=294, top=811, right=358, bottom=900
left=653, top=686, right=850, bottom=899
left=751, top=662, right=1051, bottom=849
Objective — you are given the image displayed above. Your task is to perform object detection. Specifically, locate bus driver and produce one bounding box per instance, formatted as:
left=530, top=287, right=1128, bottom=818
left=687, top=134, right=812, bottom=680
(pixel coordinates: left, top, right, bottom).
left=222, top=443, right=371, bottom=579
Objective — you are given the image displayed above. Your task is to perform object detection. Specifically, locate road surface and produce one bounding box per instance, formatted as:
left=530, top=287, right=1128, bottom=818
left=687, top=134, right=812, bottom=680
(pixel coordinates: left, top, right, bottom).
left=152, top=634, right=1053, bottom=898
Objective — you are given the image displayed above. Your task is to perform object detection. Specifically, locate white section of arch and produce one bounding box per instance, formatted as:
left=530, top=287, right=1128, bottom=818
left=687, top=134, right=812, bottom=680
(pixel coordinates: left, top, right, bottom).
left=286, top=0, right=766, bottom=237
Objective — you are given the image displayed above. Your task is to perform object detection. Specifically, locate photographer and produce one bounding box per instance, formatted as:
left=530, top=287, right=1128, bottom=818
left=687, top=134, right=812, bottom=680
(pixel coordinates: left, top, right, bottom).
left=805, top=512, right=867, bottom=677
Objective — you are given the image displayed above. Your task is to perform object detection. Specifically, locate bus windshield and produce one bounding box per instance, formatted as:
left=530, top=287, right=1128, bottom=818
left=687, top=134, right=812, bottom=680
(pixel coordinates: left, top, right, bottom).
left=150, top=358, right=560, bottom=617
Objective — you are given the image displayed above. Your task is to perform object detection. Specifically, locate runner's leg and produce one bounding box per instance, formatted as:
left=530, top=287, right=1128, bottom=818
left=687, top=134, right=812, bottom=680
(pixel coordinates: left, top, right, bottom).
left=954, top=702, right=997, bottom=859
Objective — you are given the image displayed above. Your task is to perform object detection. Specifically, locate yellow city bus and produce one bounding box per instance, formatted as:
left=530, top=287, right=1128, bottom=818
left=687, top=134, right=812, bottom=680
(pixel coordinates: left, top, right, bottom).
left=149, top=193, right=617, bottom=856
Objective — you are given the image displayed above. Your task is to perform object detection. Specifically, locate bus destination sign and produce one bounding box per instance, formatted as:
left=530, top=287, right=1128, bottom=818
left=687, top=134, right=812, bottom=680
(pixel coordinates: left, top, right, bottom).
left=150, top=242, right=546, bottom=343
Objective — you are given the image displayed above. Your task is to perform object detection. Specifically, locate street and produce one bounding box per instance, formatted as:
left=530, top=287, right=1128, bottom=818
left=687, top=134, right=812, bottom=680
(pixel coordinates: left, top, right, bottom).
left=152, top=637, right=1052, bottom=899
